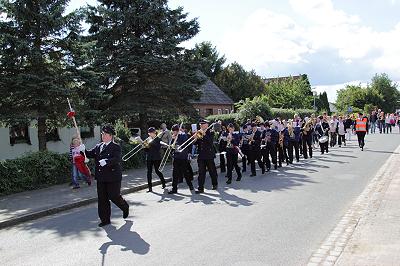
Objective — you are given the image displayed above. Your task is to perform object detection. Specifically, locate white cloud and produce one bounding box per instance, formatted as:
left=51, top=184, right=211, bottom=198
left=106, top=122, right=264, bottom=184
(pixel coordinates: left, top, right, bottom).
left=218, top=0, right=400, bottom=94
left=218, top=9, right=312, bottom=70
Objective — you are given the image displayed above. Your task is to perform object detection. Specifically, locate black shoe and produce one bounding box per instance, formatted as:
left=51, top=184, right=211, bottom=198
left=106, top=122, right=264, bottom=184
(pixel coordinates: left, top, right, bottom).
left=195, top=189, right=204, bottom=194
left=361, top=147, right=364, bottom=151
left=266, top=168, right=271, bottom=172
left=236, top=176, right=242, bottom=181
left=262, top=168, right=265, bottom=174
left=250, top=173, right=256, bottom=177
left=226, top=179, right=232, bottom=184
left=161, top=182, right=166, bottom=189
left=189, top=185, right=194, bottom=191
left=147, top=188, right=153, bottom=193
left=123, top=207, right=129, bottom=219
left=168, top=190, right=177, bottom=194
left=98, top=221, right=111, bottom=227
left=212, top=185, right=218, bottom=190
left=274, top=165, right=277, bottom=170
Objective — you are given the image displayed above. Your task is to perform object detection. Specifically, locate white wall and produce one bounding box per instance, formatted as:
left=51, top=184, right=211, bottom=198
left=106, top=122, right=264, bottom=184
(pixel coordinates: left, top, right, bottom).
left=0, top=126, right=101, bottom=160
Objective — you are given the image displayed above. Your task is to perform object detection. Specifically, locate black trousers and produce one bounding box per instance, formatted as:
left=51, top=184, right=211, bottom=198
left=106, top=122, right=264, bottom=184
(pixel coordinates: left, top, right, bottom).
left=288, top=140, right=300, bottom=162
left=227, top=152, right=241, bottom=180
left=97, top=181, right=128, bottom=223
left=302, top=137, right=313, bottom=159
left=184, top=160, right=194, bottom=183
left=249, top=149, right=265, bottom=175
left=172, top=159, right=193, bottom=191
left=277, top=145, right=288, bottom=165
left=219, top=150, right=226, bottom=173
left=356, top=131, right=366, bottom=148
left=262, top=144, right=277, bottom=169
left=338, top=134, right=346, bottom=146
left=147, top=160, right=165, bottom=190
left=320, top=141, right=329, bottom=154
left=197, top=159, right=218, bottom=190
left=241, top=147, right=249, bottom=172
left=330, top=132, right=337, bottom=147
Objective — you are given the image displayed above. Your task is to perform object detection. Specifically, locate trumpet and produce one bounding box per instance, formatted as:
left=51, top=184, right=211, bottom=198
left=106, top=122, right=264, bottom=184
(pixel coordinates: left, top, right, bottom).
left=158, top=122, right=183, bottom=172
left=122, top=131, right=163, bottom=162
left=177, top=123, right=215, bottom=153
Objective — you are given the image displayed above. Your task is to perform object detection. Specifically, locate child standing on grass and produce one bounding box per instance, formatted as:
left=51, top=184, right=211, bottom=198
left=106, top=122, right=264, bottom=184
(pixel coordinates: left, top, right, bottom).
left=69, top=137, right=92, bottom=189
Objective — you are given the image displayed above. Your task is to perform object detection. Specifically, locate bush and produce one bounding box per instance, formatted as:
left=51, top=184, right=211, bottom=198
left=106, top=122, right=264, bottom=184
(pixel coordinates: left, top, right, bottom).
left=271, top=108, right=316, bottom=120
left=0, top=151, right=70, bottom=196
left=120, top=141, right=146, bottom=170
left=115, top=119, right=131, bottom=142
left=236, top=95, right=272, bottom=124
left=206, top=113, right=239, bottom=124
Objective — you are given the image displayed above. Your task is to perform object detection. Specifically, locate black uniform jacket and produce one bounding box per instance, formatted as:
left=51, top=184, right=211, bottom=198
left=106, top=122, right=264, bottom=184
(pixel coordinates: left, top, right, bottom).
left=196, top=130, right=216, bottom=160
left=86, top=142, right=122, bottom=183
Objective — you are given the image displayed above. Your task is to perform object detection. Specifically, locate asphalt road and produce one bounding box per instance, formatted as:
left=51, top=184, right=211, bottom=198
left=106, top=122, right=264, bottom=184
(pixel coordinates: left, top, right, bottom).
left=1, top=133, right=399, bottom=266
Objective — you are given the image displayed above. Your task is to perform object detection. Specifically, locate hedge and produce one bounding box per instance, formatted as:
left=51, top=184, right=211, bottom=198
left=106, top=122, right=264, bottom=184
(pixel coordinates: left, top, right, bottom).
left=0, top=151, right=71, bottom=196
left=0, top=144, right=146, bottom=196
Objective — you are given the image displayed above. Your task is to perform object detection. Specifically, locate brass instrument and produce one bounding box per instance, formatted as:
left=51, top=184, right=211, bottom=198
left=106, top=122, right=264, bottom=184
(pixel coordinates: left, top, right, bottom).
left=177, top=123, right=215, bottom=153
left=255, top=115, right=264, bottom=124
left=279, top=132, right=284, bottom=148
left=302, top=119, right=313, bottom=135
left=122, top=131, right=163, bottom=161
left=158, top=122, right=183, bottom=172
left=288, top=122, right=295, bottom=138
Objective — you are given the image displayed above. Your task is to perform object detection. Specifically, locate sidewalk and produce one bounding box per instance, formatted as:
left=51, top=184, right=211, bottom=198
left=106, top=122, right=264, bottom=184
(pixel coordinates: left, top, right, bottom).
left=336, top=146, right=400, bottom=265
left=0, top=157, right=222, bottom=229
left=308, top=143, right=400, bottom=266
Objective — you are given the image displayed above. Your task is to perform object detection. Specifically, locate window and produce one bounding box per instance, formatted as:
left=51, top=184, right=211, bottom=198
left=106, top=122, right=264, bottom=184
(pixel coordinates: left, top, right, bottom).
left=206, top=108, right=213, bottom=116
left=225, top=109, right=230, bottom=114
left=46, top=128, right=61, bottom=142
left=196, top=109, right=200, bottom=114
left=80, top=126, right=94, bottom=139
left=9, top=124, right=31, bottom=146
left=217, top=109, right=222, bottom=115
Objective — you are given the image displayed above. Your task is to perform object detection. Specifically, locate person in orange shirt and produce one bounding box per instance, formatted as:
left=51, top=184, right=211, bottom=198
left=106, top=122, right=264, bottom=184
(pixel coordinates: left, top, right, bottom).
left=355, top=112, right=368, bottom=151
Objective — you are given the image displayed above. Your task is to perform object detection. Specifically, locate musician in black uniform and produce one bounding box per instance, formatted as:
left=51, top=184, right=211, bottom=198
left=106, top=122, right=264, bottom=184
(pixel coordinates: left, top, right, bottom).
left=217, top=124, right=227, bottom=173
left=85, top=125, right=129, bottom=227
left=316, top=116, right=329, bottom=154
left=226, top=123, right=242, bottom=184
left=195, top=119, right=218, bottom=194
left=144, top=127, right=166, bottom=192
left=168, top=124, right=194, bottom=194
left=301, top=119, right=314, bottom=159
left=249, top=123, right=265, bottom=176
left=263, top=122, right=278, bottom=171
left=240, top=124, right=251, bottom=173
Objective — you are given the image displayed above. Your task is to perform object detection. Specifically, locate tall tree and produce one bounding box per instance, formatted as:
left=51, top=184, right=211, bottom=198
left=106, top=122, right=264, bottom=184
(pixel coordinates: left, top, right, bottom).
left=190, top=41, right=226, bottom=81
left=85, top=0, right=201, bottom=134
left=319, top=91, right=330, bottom=114
left=265, top=76, right=313, bottom=109
left=0, top=0, right=93, bottom=151
left=215, top=62, right=265, bottom=102
left=370, top=73, right=399, bottom=113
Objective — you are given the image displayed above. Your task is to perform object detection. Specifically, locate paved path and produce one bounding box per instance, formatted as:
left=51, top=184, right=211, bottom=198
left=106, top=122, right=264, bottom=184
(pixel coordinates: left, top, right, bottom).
left=0, top=155, right=221, bottom=228
left=0, top=133, right=399, bottom=266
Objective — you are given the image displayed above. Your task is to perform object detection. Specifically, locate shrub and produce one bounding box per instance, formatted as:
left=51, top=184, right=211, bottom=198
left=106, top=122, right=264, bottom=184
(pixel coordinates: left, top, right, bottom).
left=0, top=151, right=70, bottom=196
left=115, top=119, right=131, bottom=142
left=206, top=113, right=239, bottom=124
left=120, top=141, right=146, bottom=170
left=236, top=95, right=272, bottom=123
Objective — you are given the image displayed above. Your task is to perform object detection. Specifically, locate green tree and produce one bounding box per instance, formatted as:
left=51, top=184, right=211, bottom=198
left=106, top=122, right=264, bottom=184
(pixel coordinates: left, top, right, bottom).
left=85, top=0, right=201, bottom=135
left=318, top=91, right=330, bottom=114
left=236, top=95, right=272, bottom=124
left=335, top=84, right=384, bottom=114
left=190, top=41, right=226, bottom=81
left=0, top=0, right=95, bottom=151
left=215, top=62, right=265, bottom=102
left=370, top=73, right=399, bottom=113
left=265, top=76, right=313, bottom=109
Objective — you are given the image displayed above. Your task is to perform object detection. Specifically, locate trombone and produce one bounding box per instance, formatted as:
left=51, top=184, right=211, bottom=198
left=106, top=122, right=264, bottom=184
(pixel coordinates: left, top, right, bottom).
left=158, top=122, right=183, bottom=172
left=176, top=123, right=215, bottom=153
left=122, top=131, right=163, bottom=162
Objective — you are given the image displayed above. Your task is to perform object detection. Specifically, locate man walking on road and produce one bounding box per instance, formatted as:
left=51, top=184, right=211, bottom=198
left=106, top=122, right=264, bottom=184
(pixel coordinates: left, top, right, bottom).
left=355, top=113, right=368, bottom=151
left=85, top=125, right=129, bottom=227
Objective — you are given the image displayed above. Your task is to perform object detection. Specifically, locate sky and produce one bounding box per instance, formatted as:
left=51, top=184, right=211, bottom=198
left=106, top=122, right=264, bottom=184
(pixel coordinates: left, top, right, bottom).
left=68, top=0, right=400, bottom=102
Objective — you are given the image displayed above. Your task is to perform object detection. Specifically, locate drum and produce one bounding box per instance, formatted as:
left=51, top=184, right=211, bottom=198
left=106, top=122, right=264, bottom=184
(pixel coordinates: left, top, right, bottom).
left=319, top=136, right=328, bottom=143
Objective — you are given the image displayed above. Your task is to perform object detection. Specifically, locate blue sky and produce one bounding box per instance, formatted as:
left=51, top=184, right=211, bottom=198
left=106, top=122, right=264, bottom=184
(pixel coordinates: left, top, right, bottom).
left=68, top=0, right=400, bottom=101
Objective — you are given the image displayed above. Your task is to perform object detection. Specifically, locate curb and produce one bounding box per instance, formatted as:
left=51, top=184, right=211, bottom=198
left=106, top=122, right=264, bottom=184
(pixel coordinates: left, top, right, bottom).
left=0, top=162, right=224, bottom=230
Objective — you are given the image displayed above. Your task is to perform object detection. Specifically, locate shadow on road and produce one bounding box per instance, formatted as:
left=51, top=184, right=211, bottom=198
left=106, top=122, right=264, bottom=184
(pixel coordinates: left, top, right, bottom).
left=99, top=220, right=150, bottom=265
